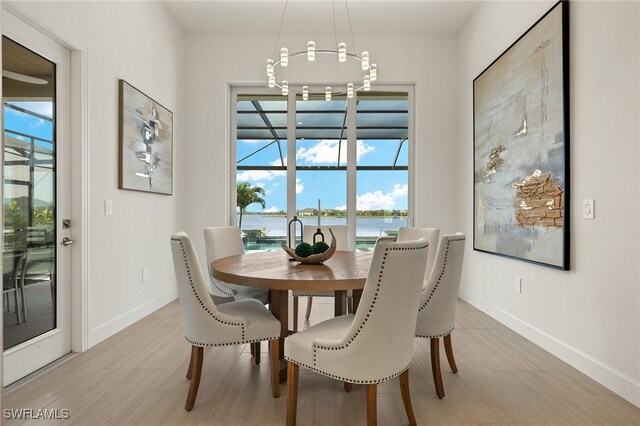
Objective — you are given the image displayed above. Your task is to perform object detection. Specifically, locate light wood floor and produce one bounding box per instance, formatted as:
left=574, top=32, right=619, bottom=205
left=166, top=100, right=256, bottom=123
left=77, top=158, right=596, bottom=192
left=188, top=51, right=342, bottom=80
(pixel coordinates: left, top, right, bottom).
left=4, top=297, right=640, bottom=425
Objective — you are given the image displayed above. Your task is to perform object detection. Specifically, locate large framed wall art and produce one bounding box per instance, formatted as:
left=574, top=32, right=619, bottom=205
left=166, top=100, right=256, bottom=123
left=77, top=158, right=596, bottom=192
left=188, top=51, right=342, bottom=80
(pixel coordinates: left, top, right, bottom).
left=473, top=1, right=569, bottom=270
left=119, top=79, right=173, bottom=195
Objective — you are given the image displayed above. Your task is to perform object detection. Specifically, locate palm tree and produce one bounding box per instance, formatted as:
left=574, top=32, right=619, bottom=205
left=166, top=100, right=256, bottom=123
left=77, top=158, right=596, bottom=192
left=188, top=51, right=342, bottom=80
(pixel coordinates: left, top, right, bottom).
left=237, top=182, right=266, bottom=229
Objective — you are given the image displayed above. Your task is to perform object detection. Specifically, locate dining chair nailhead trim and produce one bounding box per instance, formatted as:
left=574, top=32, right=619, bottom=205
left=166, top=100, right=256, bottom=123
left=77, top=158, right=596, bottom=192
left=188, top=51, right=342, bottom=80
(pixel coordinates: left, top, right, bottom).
left=187, top=335, right=280, bottom=347
left=284, top=356, right=411, bottom=385
left=204, top=244, right=235, bottom=298
left=418, top=237, right=465, bottom=312
left=178, top=239, right=246, bottom=339
left=292, top=292, right=354, bottom=299
left=415, top=329, right=454, bottom=339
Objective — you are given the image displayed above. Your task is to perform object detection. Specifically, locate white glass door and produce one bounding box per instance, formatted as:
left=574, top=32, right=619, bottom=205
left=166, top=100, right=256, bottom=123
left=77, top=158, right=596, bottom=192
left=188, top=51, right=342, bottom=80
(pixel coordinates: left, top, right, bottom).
left=2, top=11, right=72, bottom=386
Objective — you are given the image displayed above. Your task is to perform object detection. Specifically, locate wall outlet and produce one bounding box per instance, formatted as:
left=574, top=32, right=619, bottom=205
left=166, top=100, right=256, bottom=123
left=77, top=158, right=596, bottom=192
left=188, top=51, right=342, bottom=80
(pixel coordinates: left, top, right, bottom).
left=514, top=277, right=522, bottom=293
left=142, top=267, right=148, bottom=282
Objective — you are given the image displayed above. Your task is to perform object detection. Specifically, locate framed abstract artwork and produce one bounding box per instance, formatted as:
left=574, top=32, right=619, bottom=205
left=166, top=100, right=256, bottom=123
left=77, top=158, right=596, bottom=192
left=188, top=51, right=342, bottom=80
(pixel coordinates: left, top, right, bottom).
left=119, top=79, right=173, bottom=195
left=473, top=1, right=569, bottom=270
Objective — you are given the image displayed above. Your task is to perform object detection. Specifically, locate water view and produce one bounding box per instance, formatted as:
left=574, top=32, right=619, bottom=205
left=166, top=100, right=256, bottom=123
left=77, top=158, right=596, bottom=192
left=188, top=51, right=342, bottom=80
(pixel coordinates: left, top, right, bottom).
left=239, top=214, right=407, bottom=251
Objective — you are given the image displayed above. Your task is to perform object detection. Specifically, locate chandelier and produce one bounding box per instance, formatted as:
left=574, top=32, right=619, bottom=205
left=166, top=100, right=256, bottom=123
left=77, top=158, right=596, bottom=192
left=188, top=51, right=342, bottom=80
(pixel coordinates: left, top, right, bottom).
left=265, top=0, right=378, bottom=101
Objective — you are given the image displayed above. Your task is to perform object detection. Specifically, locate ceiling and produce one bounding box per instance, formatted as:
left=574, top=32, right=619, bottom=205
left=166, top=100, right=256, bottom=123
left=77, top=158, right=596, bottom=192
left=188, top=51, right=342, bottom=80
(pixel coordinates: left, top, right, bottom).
left=162, top=0, right=481, bottom=36
left=2, top=36, right=54, bottom=98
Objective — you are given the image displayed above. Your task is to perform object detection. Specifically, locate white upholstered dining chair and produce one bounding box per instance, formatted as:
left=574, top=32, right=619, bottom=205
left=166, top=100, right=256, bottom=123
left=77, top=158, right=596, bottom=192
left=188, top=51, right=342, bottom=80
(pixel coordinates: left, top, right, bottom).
left=415, top=233, right=465, bottom=398
left=204, top=226, right=271, bottom=361
left=170, top=232, right=281, bottom=411
left=397, top=227, right=440, bottom=282
left=285, top=238, right=429, bottom=426
left=203, top=226, right=269, bottom=304
left=291, top=225, right=350, bottom=331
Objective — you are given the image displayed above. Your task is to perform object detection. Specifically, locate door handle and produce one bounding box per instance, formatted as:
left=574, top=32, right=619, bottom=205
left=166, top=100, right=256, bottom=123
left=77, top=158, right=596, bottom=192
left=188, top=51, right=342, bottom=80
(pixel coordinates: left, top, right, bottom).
left=60, top=237, right=75, bottom=246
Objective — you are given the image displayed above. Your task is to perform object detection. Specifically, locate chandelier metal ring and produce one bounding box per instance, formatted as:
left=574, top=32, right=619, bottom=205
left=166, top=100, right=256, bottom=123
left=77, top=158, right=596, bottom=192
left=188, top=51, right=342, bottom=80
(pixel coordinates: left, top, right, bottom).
left=267, top=46, right=378, bottom=100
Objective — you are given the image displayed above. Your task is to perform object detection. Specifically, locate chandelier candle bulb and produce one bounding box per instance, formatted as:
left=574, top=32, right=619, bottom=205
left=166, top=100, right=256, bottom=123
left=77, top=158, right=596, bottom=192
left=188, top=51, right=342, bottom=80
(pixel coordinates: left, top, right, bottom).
left=302, top=86, right=309, bottom=101
left=338, top=43, right=347, bottom=62
left=266, top=59, right=274, bottom=76
left=370, top=64, right=377, bottom=81
left=347, top=83, right=354, bottom=98
left=364, top=75, right=371, bottom=91
left=282, top=81, right=289, bottom=96
left=268, top=76, right=275, bottom=88
left=280, top=47, right=288, bottom=67
left=361, top=51, right=370, bottom=70
left=307, top=41, right=316, bottom=61
left=325, top=87, right=332, bottom=101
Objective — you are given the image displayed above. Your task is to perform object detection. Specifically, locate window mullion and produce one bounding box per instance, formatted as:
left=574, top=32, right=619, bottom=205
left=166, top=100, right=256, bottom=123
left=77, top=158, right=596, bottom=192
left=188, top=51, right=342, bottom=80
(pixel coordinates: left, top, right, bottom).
left=286, top=90, right=297, bottom=239
left=346, top=95, right=357, bottom=251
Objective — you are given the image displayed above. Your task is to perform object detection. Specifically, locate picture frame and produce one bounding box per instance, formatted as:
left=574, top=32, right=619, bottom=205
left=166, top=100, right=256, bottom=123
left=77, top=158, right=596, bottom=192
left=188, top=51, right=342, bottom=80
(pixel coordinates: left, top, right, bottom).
left=473, top=1, right=569, bottom=270
left=118, top=79, right=173, bottom=195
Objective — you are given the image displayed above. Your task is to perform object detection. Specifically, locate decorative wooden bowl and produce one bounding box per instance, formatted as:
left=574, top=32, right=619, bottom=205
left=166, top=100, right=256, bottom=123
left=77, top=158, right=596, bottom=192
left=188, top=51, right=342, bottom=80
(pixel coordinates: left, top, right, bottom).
left=281, top=229, right=337, bottom=264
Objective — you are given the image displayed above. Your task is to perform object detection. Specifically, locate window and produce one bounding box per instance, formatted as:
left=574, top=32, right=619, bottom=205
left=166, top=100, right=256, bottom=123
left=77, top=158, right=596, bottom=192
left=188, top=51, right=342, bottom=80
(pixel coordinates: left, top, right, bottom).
left=356, top=93, right=409, bottom=246
left=234, top=88, right=412, bottom=251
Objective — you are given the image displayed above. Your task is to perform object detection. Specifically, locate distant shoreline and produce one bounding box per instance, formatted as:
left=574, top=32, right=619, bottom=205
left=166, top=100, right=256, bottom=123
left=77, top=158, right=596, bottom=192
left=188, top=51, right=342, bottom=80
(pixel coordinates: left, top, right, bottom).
left=242, top=213, right=408, bottom=218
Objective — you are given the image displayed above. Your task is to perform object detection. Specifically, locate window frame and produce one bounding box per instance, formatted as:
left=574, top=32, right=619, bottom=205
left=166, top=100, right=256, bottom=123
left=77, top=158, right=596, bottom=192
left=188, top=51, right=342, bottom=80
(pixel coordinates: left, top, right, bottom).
left=229, top=84, right=415, bottom=248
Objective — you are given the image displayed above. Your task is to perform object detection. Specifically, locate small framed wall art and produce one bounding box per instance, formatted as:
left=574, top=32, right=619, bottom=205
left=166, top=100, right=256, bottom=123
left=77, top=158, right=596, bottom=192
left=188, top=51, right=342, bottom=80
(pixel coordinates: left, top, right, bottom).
left=473, top=1, right=569, bottom=270
left=118, top=79, right=173, bottom=195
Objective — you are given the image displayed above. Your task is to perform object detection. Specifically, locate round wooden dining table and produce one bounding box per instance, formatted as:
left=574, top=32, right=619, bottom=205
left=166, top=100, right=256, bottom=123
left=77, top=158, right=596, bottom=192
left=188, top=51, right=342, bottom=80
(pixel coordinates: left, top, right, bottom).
left=210, top=250, right=373, bottom=381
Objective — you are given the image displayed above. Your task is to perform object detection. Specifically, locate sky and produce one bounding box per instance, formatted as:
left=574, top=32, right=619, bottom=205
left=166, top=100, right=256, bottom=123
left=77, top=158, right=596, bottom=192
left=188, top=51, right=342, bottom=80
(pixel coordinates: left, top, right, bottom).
left=237, top=137, right=408, bottom=213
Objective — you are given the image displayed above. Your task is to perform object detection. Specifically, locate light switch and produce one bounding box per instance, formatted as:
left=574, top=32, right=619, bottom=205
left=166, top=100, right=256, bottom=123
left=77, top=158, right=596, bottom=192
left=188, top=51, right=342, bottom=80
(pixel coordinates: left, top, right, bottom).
left=105, top=200, right=113, bottom=216
left=583, top=199, right=594, bottom=219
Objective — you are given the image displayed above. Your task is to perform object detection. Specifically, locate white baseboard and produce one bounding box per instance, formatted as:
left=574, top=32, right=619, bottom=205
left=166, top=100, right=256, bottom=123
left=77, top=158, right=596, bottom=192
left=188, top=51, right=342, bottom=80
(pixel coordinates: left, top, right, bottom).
left=459, top=290, right=640, bottom=408
left=88, top=290, right=178, bottom=348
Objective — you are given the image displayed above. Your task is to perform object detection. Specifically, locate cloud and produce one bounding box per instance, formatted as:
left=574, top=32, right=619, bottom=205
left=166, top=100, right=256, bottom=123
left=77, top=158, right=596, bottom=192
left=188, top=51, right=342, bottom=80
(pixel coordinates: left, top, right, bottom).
left=296, top=178, right=304, bottom=193
left=269, top=157, right=287, bottom=166
left=356, top=183, right=408, bottom=210
left=357, top=191, right=395, bottom=210
left=334, top=205, right=347, bottom=211
left=264, top=206, right=280, bottom=213
left=356, top=141, right=376, bottom=159
left=391, top=184, right=408, bottom=197
left=237, top=169, right=285, bottom=182
left=297, top=140, right=374, bottom=164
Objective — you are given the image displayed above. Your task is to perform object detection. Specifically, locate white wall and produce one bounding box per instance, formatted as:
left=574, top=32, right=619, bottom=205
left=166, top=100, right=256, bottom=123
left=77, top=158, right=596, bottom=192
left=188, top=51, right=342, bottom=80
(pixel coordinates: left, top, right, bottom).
left=457, top=0, right=640, bottom=406
left=10, top=1, right=187, bottom=347
left=185, top=33, right=460, bottom=259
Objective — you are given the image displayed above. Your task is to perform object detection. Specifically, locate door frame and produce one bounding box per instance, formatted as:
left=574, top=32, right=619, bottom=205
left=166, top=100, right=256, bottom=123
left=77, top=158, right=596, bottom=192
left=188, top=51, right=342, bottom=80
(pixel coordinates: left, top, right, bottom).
left=2, top=2, right=89, bottom=370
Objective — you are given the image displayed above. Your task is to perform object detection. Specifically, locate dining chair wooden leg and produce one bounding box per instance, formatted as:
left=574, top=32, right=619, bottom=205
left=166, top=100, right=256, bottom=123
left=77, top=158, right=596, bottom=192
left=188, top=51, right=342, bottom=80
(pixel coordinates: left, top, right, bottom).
left=185, top=346, right=203, bottom=411
left=304, top=296, right=313, bottom=320
left=186, top=348, right=194, bottom=379
left=399, top=369, right=417, bottom=426
left=293, top=295, right=299, bottom=332
left=269, top=339, right=280, bottom=398
left=366, top=383, right=377, bottom=426
left=443, top=334, right=458, bottom=373
left=286, top=361, right=299, bottom=426
left=252, top=342, right=261, bottom=365
left=344, top=382, right=353, bottom=392
left=430, top=337, right=445, bottom=398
